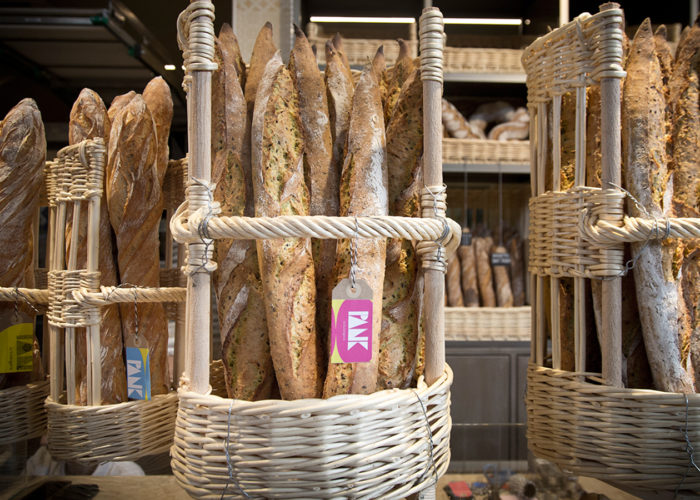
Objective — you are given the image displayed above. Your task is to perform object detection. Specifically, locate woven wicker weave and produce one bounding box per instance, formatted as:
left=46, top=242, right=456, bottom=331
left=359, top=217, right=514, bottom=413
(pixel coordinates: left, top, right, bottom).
left=443, top=138, right=530, bottom=165
left=0, top=380, right=49, bottom=445
left=171, top=367, right=452, bottom=499
left=46, top=392, right=178, bottom=464
left=444, top=47, right=523, bottom=74
left=445, top=306, right=530, bottom=342
left=527, top=364, right=700, bottom=491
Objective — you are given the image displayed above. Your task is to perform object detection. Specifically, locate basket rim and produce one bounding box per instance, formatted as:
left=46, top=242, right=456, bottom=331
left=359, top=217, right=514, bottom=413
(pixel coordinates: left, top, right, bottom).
left=45, top=390, right=178, bottom=412
left=529, top=363, right=700, bottom=402
left=178, top=365, right=453, bottom=409
left=0, top=378, right=49, bottom=397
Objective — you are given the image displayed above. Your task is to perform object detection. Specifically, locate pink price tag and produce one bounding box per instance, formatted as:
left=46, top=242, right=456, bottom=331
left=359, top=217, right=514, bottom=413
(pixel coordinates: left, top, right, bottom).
left=330, top=278, right=373, bottom=364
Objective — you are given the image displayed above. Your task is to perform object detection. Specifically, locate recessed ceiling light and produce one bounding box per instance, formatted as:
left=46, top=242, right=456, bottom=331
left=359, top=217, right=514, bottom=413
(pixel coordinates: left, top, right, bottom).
left=164, top=64, right=177, bottom=71
left=444, top=18, right=522, bottom=26
left=309, top=16, right=415, bottom=24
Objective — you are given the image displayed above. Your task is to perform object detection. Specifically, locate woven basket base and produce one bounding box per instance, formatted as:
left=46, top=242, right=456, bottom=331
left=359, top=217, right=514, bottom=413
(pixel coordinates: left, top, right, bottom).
left=46, top=391, right=178, bottom=464
left=527, top=364, right=700, bottom=492
left=171, top=367, right=453, bottom=499
left=0, top=380, right=49, bottom=446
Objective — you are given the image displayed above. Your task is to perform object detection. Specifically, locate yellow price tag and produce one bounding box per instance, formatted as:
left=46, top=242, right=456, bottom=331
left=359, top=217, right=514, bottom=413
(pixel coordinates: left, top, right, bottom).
left=0, top=323, right=34, bottom=373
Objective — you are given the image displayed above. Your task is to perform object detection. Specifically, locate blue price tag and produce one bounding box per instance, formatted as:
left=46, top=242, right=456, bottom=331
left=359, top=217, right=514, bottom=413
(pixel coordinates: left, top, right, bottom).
left=125, top=346, right=151, bottom=400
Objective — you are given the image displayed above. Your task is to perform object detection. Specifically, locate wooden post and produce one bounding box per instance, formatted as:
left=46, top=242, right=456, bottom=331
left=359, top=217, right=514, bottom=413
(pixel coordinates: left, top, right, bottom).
left=49, top=202, right=66, bottom=402
left=184, top=0, right=215, bottom=395
left=535, top=102, right=548, bottom=366
left=528, top=106, right=537, bottom=361
left=599, top=3, right=623, bottom=388
left=551, top=95, right=562, bottom=370
left=64, top=202, right=81, bottom=405
left=420, top=7, right=445, bottom=387
left=86, top=174, right=102, bottom=406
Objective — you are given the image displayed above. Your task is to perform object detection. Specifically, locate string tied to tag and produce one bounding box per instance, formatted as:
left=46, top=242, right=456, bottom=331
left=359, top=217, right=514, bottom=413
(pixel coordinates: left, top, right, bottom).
left=675, top=394, right=700, bottom=496
left=350, top=215, right=359, bottom=290
left=417, top=184, right=452, bottom=273
left=183, top=176, right=218, bottom=276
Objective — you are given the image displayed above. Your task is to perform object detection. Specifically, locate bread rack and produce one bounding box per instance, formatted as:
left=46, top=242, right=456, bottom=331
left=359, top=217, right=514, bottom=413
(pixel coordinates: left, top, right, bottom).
left=169, top=2, right=458, bottom=497
left=523, top=3, right=700, bottom=494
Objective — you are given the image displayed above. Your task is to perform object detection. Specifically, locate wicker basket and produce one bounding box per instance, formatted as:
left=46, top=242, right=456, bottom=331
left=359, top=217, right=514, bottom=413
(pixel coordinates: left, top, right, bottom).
left=442, top=138, right=530, bottom=166
left=46, top=392, right=178, bottom=464
left=0, top=380, right=49, bottom=446
left=307, top=21, right=417, bottom=66
left=171, top=367, right=452, bottom=499
left=44, top=140, right=185, bottom=463
left=445, top=306, right=530, bottom=342
left=523, top=5, right=700, bottom=493
left=527, top=365, right=700, bottom=491
left=444, top=47, right=523, bottom=74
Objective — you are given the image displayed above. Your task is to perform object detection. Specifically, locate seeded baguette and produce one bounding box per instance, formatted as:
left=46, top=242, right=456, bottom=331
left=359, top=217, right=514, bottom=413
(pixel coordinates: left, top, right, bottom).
left=623, top=19, right=694, bottom=393
left=245, top=22, right=276, bottom=118
left=384, top=39, right=415, bottom=124
left=325, top=41, right=354, bottom=185
left=212, top=27, right=273, bottom=400
left=252, top=53, right=321, bottom=399
left=290, top=26, right=337, bottom=368
left=669, top=19, right=700, bottom=389
left=332, top=33, right=353, bottom=83
left=324, top=48, right=388, bottom=397
left=67, top=88, right=126, bottom=404
left=107, top=95, right=170, bottom=396
left=0, top=99, right=45, bottom=389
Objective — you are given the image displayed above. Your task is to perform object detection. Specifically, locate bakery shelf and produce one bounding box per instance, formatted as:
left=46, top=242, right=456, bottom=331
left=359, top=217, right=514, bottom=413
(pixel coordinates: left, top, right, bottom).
left=443, top=163, right=529, bottom=175
left=444, top=47, right=524, bottom=79
left=444, top=72, right=526, bottom=84
left=443, top=138, right=530, bottom=168
left=445, top=306, right=531, bottom=342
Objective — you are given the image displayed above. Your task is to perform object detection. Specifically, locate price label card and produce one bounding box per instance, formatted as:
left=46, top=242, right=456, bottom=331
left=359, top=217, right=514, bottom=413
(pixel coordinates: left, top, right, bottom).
left=125, top=346, right=151, bottom=400
left=0, top=322, right=34, bottom=373
left=460, top=231, right=472, bottom=246
left=491, top=252, right=512, bottom=267
left=330, top=278, right=373, bottom=364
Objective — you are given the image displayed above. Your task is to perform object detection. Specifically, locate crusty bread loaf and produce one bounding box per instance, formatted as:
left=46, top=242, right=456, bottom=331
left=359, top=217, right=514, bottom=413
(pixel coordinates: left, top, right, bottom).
left=492, top=246, right=513, bottom=307
left=469, top=101, right=514, bottom=130
left=244, top=22, right=276, bottom=117
left=107, top=91, right=136, bottom=123
left=474, top=236, right=496, bottom=307
left=487, top=120, right=529, bottom=141
left=252, top=53, right=321, bottom=399
left=325, top=41, right=354, bottom=184
left=0, top=99, right=45, bottom=390
left=384, top=39, right=415, bottom=124
left=332, top=33, right=353, bottom=83
left=507, top=233, right=525, bottom=307
left=290, top=26, right=337, bottom=371
left=442, top=99, right=485, bottom=139
left=458, top=241, right=479, bottom=307
left=219, top=23, right=247, bottom=90
left=324, top=48, right=388, bottom=397
left=623, top=19, right=694, bottom=393
left=142, top=77, right=173, bottom=185
left=669, top=19, right=700, bottom=390
left=654, top=25, right=674, bottom=93
left=107, top=95, right=170, bottom=396
left=378, top=67, right=423, bottom=390
left=67, top=88, right=126, bottom=404
left=446, top=254, right=464, bottom=307
left=212, top=26, right=273, bottom=400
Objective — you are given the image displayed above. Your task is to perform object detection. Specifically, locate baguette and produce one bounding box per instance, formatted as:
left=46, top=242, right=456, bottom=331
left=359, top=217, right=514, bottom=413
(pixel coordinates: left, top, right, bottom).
left=332, top=33, right=353, bottom=79
left=324, top=48, right=387, bottom=397
left=487, top=120, right=529, bottom=141
left=0, top=99, right=45, bottom=389
left=212, top=25, right=273, bottom=400
left=252, top=53, right=321, bottom=399
left=244, top=22, right=276, bottom=117
left=442, top=99, right=485, bottom=139
left=219, top=23, right=247, bottom=90
left=458, top=241, right=479, bottom=307
left=492, top=246, right=513, bottom=307
left=107, top=95, right=170, bottom=396
left=142, top=77, right=173, bottom=185
left=325, top=41, right=354, bottom=185
left=67, top=88, right=126, bottom=404
left=469, top=101, right=515, bottom=130
left=474, top=236, right=496, bottom=307
left=379, top=67, right=423, bottom=389
left=290, top=26, right=337, bottom=369
left=446, top=255, right=464, bottom=307
left=622, top=19, right=694, bottom=393
left=507, top=233, right=525, bottom=307
left=107, top=91, right=136, bottom=123
left=384, top=39, right=415, bottom=124
left=654, top=25, right=674, bottom=93
left=669, top=20, right=700, bottom=389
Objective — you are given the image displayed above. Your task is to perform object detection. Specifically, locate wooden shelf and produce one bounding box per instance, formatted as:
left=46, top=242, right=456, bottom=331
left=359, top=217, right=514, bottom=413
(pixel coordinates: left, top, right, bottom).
left=443, top=163, right=529, bottom=175
left=444, top=71, right=526, bottom=84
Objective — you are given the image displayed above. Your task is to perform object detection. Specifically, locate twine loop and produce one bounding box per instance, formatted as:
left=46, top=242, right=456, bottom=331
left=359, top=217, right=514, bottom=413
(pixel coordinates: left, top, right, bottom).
left=182, top=177, right=218, bottom=275
left=417, top=184, right=460, bottom=273
left=419, top=8, right=444, bottom=84
left=177, top=0, right=218, bottom=91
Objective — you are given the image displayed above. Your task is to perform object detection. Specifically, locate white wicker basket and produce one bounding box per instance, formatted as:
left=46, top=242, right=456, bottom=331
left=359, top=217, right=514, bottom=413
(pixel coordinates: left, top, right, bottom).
left=445, top=306, right=530, bottom=341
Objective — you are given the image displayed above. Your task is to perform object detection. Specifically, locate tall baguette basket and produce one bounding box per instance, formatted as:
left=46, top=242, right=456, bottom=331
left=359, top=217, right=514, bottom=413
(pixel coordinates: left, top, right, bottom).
left=43, top=139, right=186, bottom=464
left=169, top=2, right=458, bottom=498
left=523, top=3, right=700, bottom=495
